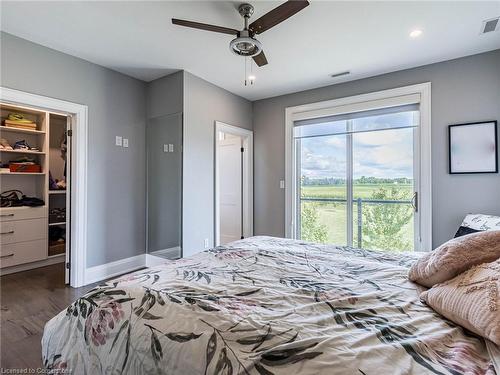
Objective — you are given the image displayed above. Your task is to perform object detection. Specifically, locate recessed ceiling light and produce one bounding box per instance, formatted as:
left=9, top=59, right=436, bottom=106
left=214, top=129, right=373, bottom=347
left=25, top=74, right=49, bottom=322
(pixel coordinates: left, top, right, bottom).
left=409, top=29, right=423, bottom=38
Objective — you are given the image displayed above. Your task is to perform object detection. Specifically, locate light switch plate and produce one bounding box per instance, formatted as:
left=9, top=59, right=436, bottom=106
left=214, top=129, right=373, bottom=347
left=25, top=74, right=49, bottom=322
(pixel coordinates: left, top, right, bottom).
left=280, top=180, right=285, bottom=189
left=123, top=138, right=129, bottom=148
left=204, top=239, right=209, bottom=248
left=115, top=136, right=122, bottom=146
left=169, top=144, right=174, bottom=152
left=163, top=144, right=169, bottom=153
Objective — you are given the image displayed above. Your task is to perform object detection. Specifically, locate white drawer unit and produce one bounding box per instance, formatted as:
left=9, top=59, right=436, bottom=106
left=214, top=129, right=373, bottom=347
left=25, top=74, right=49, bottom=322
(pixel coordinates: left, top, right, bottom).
left=0, top=206, right=47, bottom=222
left=0, top=218, right=47, bottom=245
left=0, top=239, right=46, bottom=268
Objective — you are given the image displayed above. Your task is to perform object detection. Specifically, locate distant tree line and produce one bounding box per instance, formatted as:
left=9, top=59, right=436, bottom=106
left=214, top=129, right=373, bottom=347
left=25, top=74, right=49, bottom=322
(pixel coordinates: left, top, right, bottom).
left=301, top=176, right=413, bottom=186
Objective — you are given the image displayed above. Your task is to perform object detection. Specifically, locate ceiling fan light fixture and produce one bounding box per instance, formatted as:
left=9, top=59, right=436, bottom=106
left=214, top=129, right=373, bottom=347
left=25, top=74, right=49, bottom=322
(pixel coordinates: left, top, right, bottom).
left=230, top=36, right=262, bottom=57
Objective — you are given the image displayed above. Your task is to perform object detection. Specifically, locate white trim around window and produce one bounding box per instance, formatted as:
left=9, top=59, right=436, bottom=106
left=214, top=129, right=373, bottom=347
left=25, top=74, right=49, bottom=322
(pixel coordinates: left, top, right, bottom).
left=284, top=83, right=432, bottom=251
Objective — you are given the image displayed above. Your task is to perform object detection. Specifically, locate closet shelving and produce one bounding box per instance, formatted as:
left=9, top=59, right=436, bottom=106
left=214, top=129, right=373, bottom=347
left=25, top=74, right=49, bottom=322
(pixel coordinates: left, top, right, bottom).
left=49, top=190, right=66, bottom=195
left=0, top=172, right=46, bottom=175
left=0, top=102, right=69, bottom=273
left=47, top=113, right=68, bottom=259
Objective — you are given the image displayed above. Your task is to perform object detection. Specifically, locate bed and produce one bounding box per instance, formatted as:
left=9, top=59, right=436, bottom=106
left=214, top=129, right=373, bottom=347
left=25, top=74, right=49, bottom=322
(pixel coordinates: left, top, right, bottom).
left=42, top=236, right=499, bottom=374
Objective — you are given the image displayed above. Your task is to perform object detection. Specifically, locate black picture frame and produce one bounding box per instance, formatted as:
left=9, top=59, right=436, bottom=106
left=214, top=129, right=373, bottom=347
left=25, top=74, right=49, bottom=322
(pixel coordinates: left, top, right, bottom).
left=448, top=120, right=498, bottom=174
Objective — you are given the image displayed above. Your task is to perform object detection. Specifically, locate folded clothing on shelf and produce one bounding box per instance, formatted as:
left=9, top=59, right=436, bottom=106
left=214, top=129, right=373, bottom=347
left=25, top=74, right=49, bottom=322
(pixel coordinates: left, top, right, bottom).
left=1, top=138, right=40, bottom=152
left=7, top=156, right=41, bottom=173
left=0, top=138, right=13, bottom=150
left=3, top=113, right=37, bottom=130
left=0, top=160, right=9, bottom=172
left=0, top=190, right=45, bottom=207
left=49, top=171, right=66, bottom=190
left=13, top=140, right=39, bottom=151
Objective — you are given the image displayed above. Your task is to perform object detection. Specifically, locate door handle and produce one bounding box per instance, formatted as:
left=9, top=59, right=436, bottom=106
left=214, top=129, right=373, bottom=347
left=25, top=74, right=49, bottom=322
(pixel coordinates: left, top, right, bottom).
left=0, top=214, right=14, bottom=217
left=1, top=253, right=14, bottom=258
left=0, top=230, right=14, bottom=235
left=411, top=192, right=418, bottom=213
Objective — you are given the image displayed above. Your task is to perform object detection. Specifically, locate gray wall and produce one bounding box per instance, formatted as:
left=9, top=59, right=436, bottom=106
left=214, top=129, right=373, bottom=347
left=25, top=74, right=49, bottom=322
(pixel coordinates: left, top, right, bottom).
left=146, top=71, right=183, bottom=118
left=253, top=49, right=500, bottom=248
left=1, top=32, right=147, bottom=267
left=183, top=71, right=252, bottom=256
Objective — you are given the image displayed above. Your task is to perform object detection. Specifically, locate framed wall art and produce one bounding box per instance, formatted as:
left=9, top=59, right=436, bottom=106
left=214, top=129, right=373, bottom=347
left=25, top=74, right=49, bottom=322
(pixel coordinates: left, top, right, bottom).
left=449, top=121, right=498, bottom=174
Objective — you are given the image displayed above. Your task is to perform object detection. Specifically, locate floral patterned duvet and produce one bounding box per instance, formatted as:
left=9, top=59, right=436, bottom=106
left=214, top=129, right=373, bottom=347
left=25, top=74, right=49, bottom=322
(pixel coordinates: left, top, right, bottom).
left=42, top=236, right=499, bottom=374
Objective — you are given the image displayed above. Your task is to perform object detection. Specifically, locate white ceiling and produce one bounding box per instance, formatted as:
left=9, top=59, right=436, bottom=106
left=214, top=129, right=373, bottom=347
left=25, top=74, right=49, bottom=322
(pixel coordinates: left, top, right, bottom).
left=1, top=1, right=500, bottom=101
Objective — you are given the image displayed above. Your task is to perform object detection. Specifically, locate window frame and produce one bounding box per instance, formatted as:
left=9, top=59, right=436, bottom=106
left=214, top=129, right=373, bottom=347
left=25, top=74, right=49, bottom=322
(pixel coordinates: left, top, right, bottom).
left=285, top=83, right=432, bottom=251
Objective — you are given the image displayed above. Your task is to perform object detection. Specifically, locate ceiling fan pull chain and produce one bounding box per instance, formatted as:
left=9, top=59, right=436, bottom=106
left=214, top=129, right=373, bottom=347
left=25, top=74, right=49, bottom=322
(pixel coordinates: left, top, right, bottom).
left=244, top=56, right=248, bottom=86
left=250, top=58, right=254, bottom=85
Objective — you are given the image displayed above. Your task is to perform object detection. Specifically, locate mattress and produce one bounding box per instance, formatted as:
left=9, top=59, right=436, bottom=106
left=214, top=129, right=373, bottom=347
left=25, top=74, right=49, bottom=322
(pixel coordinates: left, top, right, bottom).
left=42, top=236, right=498, bottom=374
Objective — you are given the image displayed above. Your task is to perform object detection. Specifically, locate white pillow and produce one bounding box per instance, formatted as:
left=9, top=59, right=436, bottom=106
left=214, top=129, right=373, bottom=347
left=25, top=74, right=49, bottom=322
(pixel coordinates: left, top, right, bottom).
left=454, top=214, right=500, bottom=238
left=461, top=214, right=500, bottom=231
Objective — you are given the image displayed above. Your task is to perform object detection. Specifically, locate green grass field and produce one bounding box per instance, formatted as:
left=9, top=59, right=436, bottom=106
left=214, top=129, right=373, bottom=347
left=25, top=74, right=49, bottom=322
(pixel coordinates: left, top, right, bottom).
left=301, top=184, right=414, bottom=251
left=301, top=183, right=413, bottom=199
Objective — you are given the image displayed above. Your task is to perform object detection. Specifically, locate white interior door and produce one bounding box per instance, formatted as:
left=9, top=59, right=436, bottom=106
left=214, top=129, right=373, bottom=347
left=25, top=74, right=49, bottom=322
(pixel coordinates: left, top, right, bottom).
left=218, top=133, right=243, bottom=244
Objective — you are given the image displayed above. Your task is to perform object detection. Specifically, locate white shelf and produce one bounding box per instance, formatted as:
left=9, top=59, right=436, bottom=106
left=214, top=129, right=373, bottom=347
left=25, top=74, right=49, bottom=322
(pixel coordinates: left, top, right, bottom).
left=49, top=221, right=66, bottom=226
left=48, top=253, right=65, bottom=259
left=0, top=126, right=45, bottom=135
left=49, top=190, right=66, bottom=194
left=0, top=149, right=45, bottom=155
left=0, top=205, right=46, bottom=211
left=0, top=171, right=45, bottom=175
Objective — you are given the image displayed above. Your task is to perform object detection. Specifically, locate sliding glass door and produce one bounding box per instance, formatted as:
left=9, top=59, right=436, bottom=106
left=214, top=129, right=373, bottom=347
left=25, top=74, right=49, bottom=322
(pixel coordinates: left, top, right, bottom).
left=294, top=105, right=419, bottom=252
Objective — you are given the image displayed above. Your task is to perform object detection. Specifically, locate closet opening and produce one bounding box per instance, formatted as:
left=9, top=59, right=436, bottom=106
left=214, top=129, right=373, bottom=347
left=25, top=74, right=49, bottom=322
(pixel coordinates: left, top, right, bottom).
left=1, top=102, right=74, bottom=285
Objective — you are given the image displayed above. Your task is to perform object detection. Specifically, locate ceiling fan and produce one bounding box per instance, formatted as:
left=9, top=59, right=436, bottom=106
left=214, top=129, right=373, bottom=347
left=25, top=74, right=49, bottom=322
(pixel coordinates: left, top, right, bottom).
left=172, top=0, right=310, bottom=67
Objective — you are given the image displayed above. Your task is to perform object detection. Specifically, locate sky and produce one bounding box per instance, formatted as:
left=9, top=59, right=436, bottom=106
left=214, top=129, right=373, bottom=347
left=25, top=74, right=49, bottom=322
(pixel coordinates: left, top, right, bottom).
left=298, top=111, right=416, bottom=180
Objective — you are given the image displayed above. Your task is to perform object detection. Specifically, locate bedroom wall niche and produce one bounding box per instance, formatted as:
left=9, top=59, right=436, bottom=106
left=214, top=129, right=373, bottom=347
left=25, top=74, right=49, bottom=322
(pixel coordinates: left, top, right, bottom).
left=146, top=112, right=182, bottom=259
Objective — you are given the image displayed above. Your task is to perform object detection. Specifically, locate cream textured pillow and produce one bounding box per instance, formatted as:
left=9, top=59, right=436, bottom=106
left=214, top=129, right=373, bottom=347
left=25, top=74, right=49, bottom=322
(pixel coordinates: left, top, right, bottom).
left=408, top=230, right=500, bottom=287
left=420, top=259, right=500, bottom=345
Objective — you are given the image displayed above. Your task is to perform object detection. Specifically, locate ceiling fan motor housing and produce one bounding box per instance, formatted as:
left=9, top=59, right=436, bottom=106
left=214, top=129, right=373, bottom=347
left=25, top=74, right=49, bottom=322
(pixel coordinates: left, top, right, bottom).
left=230, top=3, right=261, bottom=57
left=230, top=30, right=262, bottom=57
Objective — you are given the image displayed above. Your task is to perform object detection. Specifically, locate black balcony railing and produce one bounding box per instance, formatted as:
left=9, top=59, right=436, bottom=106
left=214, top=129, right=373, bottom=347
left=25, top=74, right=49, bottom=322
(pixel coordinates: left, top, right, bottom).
left=300, top=197, right=413, bottom=248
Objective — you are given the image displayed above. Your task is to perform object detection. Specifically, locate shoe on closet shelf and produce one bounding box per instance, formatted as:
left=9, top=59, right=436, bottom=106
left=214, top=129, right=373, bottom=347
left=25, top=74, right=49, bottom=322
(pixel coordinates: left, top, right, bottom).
left=13, top=140, right=38, bottom=151
left=0, top=138, right=13, bottom=150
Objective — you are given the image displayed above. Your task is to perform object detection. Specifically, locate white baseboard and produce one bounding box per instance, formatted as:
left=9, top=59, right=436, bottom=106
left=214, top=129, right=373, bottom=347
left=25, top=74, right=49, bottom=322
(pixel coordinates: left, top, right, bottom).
left=145, top=254, right=171, bottom=268
left=149, top=246, right=181, bottom=259
left=85, top=254, right=146, bottom=285
left=0, top=254, right=65, bottom=276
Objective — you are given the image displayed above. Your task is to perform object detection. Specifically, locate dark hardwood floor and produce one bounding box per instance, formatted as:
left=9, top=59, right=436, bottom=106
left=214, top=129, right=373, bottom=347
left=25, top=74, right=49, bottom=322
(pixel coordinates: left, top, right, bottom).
left=0, top=263, right=98, bottom=370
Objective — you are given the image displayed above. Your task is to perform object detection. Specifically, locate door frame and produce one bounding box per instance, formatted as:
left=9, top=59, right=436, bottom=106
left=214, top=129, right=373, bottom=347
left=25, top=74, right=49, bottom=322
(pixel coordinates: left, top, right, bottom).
left=284, top=83, right=432, bottom=251
left=1, top=87, right=88, bottom=286
left=214, top=121, right=253, bottom=246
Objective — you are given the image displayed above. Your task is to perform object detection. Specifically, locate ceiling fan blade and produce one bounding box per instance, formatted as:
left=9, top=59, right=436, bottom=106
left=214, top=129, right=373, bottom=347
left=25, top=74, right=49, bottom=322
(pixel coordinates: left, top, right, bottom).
left=172, top=19, right=239, bottom=36
left=253, top=51, right=268, bottom=67
left=249, top=0, right=309, bottom=35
